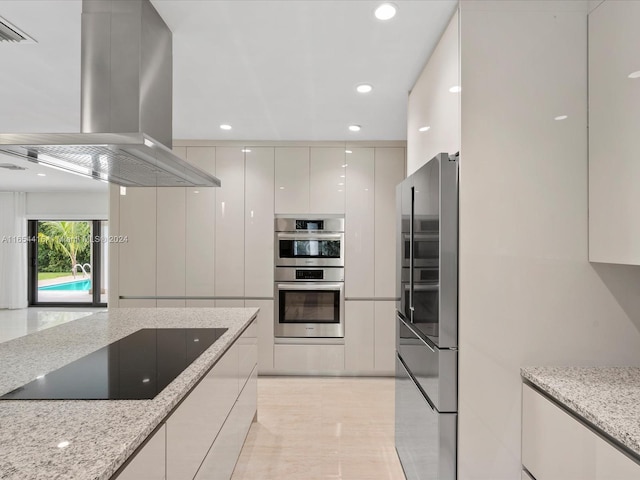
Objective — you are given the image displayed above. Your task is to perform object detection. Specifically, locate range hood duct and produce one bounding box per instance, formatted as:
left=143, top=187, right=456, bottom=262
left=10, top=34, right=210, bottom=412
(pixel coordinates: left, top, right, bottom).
left=0, top=0, right=220, bottom=188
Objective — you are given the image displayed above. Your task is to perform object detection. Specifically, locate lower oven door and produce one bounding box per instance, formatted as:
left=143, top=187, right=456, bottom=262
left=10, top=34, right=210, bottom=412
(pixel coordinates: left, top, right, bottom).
left=275, top=282, right=345, bottom=338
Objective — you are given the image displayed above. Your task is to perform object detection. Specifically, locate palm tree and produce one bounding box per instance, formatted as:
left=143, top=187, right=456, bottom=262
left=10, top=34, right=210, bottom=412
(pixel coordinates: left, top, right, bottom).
left=38, top=221, right=91, bottom=276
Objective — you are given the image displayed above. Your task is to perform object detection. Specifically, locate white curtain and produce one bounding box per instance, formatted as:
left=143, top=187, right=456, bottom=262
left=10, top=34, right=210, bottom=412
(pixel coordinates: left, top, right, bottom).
left=0, top=192, right=28, bottom=309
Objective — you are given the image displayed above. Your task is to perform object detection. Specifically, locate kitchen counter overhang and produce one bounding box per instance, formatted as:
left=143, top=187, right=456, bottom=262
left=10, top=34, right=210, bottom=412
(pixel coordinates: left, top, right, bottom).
left=0, top=307, right=258, bottom=480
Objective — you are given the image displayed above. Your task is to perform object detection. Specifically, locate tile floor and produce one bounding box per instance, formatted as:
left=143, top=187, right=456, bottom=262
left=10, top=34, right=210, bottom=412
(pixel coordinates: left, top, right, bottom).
left=231, top=377, right=405, bottom=480
left=0, top=307, right=103, bottom=344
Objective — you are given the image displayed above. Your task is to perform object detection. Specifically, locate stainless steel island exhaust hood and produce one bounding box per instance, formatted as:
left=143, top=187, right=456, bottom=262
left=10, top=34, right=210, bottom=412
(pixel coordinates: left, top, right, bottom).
left=0, top=0, right=220, bottom=188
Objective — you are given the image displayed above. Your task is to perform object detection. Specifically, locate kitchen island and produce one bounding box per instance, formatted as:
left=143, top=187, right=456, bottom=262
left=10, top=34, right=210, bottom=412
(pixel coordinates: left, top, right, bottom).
left=0, top=307, right=258, bottom=480
left=521, top=366, right=640, bottom=479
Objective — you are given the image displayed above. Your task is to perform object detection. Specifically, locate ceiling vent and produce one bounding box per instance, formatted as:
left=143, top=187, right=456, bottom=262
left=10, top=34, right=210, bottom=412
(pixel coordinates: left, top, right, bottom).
left=0, top=163, right=27, bottom=170
left=0, top=17, right=36, bottom=43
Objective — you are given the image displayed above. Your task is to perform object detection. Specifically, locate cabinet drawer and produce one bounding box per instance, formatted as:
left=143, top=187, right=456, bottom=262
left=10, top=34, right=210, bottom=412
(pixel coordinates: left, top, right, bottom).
left=166, top=343, right=239, bottom=480
left=238, top=319, right=258, bottom=389
left=274, top=344, right=344, bottom=374
left=522, top=384, right=640, bottom=480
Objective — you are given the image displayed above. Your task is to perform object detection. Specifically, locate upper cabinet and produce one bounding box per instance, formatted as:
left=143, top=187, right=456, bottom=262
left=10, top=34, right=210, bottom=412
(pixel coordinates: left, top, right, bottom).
left=589, top=1, right=640, bottom=265
left=275, top=147, right=310, bottom=214
left=310, top=147, right=346, bottom=214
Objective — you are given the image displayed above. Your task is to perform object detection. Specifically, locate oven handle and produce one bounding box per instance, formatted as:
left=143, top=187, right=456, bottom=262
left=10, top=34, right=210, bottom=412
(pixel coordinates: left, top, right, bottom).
left=277, top=233, right=343, bottom=241
left=276, top=283, right=344, bottom=291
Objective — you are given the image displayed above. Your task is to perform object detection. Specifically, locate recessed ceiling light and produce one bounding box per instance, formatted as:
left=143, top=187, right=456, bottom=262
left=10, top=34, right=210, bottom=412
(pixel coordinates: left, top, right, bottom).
left=449, top=86, right=461, bottom=93
left=241, top=149, right=251, bottom=153
left=375, top=3, right=397, bottom=20
left=37, top=173, right=46, bottom=176
left=418, top=126, right=431, bottom=132
left=628, top=71, right=640, bottom=79
left=356, top=84, right=373, bottom=93
left=345, top=150, right=352, bottom=154
left=554, top=115, right=568, bottom=121
left=220, top=124, right=232, bottom=130
left=348, top=125, right=361, bottom=132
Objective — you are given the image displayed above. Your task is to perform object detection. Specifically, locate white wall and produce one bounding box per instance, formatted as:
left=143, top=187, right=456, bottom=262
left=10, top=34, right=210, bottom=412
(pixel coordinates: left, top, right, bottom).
left=26, top=192, right=108, bottom=219
left=457, top=1, right=640, bottom=478
left=407, top=10, right=460, bottom=175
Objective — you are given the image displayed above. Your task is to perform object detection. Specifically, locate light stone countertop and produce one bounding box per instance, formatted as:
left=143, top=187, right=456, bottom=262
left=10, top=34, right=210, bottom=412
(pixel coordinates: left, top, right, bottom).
left=521, top=366, right=640, bottom=459
left=0, top=307, right=259, bottom=480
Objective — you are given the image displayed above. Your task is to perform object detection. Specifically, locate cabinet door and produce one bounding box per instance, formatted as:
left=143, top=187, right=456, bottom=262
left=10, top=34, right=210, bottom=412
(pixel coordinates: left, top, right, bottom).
left=186, top=147, right=216, bottom=298
left=166, top=343, right=239, bottom=480
left=374, top=301, right=396, bottom=374
left=244, top=147, right=274, bottom=297
left=245, top=299, right=274, bottom=374
left=156, top=188, right=186, bottom=307
left=589, top=1, right=640, bottom=264
left=238, top=319, right=258, bottom=389
left=345, top=300, right=374, bottom=371
left=215, top=147, right=245, bottom=297
left=118, top=187, right=157, bottom=303
left=374, top=147, right=405, bottom=297
left=345, top=148, right=375, bottom=298
left=310, top=147, right=346, bottom=214
left=274, top=344, right=345, bottom=373
left=275, top=147, right=309, bottom=214
left=117, top=424, right=166, bottom=480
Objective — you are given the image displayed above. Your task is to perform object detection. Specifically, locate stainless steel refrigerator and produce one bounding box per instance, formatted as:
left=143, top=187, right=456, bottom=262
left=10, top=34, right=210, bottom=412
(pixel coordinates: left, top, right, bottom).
left=395, top=152, right=458, bottom=480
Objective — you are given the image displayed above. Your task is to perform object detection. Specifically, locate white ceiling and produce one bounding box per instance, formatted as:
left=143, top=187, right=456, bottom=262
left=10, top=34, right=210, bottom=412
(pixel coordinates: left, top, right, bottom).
left=0, top=0, right=457, bottom=192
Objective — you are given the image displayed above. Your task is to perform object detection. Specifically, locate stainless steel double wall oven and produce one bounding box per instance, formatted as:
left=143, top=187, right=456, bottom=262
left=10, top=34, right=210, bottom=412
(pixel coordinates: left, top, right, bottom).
left=274, top=215, right=345, bottom=338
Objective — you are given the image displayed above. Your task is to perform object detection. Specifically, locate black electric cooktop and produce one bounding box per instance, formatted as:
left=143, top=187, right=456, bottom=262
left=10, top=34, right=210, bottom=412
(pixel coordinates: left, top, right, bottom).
left=0, top=328, right=228, bottom=401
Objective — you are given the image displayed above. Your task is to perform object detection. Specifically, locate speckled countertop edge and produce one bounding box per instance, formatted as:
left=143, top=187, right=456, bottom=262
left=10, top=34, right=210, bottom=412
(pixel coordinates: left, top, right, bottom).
left=0, top=307, right=258, bottom=480
left=521, top=366, right=640, bottom=458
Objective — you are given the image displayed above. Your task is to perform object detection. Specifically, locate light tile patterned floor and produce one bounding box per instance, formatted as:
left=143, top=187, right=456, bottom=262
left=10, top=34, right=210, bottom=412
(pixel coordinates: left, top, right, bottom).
left=231, top=377, right=406, bottom=480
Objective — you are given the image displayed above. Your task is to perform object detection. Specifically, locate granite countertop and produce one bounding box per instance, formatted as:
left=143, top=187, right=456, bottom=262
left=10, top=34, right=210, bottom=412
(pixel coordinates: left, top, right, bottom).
left=521, top=366, right=640, bottom=459
left=0, top=307, right=258, bottom=480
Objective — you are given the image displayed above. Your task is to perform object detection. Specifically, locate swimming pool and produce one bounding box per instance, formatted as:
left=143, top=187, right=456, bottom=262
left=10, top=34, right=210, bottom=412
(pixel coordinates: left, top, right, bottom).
left=39, top=280, right=92, bottom=291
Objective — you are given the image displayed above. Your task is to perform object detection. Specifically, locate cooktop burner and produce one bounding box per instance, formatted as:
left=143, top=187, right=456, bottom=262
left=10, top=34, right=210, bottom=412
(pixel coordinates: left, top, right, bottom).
left=0, top=328, right=227, bottom=400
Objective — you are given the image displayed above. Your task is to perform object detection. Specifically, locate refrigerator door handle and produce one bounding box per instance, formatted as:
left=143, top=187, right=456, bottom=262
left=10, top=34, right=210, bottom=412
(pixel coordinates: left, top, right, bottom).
left=409, top=186, right=415, bottom=322
left=398, top=314, right=437, bottom=352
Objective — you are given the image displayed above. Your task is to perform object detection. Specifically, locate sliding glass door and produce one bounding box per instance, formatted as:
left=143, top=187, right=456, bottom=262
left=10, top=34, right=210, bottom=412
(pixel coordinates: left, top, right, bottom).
left=28, top=220, right=107, bottom=306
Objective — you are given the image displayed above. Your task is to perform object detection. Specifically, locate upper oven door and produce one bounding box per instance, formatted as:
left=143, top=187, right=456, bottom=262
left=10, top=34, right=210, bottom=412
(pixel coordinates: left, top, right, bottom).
left=276, top=233, right=345, bottom=267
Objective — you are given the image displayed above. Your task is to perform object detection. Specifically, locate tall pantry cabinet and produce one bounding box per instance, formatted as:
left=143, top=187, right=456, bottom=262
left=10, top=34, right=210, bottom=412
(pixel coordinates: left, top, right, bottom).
left=108, top=143, right=405, bottom=375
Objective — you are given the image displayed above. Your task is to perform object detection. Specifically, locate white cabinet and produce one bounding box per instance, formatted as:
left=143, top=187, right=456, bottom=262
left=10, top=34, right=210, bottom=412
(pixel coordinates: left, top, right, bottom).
left=185, top=147, right=216, bottom=302
left=275, top=147, right=310, bottom=214
left=118, top=187, right=157, bottom=306
left=245, top=299, right=274, bottom=374
left=156, top=188, right=186, bottom=307
left=522, top=384, right=640, bottom=479
left=274, top=344, right=344, bottom=374
left=166, top=342, right=239, bottom=480
left=374, top=301, right=396, bottom=374
left=344, top=300, right=395, bottom=374
left=345, top=301, right=374, bottom=371
left=588, top=1, right=640, bottom=265
left=374, top=147, right=405, bottom=297
left=215, top=147, right=245, bottom=297
left=310, top=147, right=346, bottom=214
left=244, top=147, right=274, bottom=297
left=345, top=148, right=375, bottom=298
left=117, top=425, right=166, bottom=480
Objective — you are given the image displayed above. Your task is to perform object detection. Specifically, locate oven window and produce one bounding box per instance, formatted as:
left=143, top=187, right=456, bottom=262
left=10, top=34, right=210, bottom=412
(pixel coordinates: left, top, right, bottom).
left=279, top=240, right=341, bottom=258
left=279, top=290, right=339, bottom=324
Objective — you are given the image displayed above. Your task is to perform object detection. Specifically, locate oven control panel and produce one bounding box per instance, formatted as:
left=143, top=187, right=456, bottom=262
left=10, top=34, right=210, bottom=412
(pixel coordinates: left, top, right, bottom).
left=295, top=269, right=323, bottom=280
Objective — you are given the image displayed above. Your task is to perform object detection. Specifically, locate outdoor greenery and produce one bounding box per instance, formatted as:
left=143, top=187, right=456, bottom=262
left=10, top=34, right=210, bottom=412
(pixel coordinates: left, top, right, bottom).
left=38, top=221, right=91, bottom=274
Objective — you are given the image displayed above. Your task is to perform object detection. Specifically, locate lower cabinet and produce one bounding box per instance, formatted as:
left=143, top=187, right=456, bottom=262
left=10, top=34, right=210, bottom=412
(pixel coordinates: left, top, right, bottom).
left=273, top=344, right=345, bottom=374
left=344, top=300, right=396, bottom=375
left=114, top=320, right=257, bottom=480
left=116, top=425, right=166, bottom=480
left=522, top=384, right=640, bottom=480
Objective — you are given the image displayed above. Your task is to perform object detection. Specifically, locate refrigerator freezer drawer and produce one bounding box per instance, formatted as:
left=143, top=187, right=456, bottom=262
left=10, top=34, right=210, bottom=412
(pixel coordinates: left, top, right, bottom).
left=396, top=354, right=457, bottom=480
left=397, top=314, right=457, bottom=412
